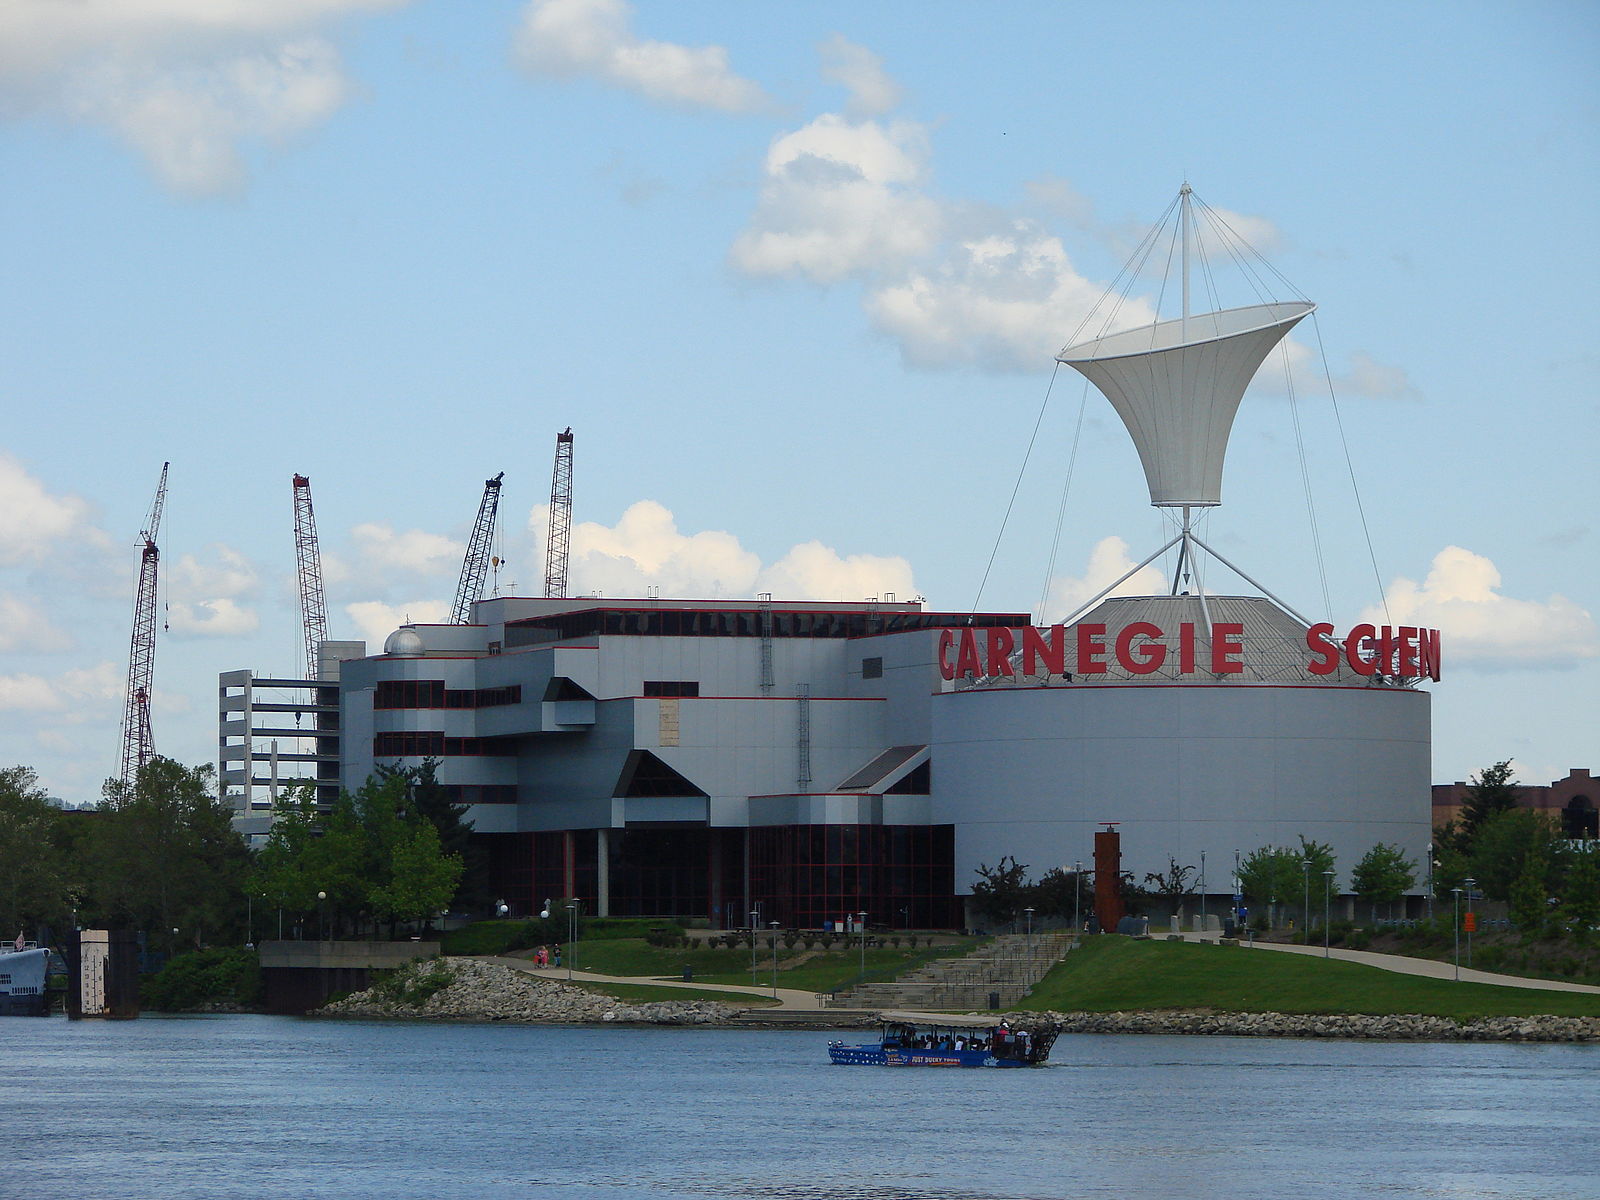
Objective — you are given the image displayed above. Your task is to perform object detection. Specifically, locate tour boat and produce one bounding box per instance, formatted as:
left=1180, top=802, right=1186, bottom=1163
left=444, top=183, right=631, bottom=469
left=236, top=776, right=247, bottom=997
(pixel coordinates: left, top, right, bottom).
left=828, top=1011, right=1057, bottom=1068
left=0, top=943, right=50, bottom=1017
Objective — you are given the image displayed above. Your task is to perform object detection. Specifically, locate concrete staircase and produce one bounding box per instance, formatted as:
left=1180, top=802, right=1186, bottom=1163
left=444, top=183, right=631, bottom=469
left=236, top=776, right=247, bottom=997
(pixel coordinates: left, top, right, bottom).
left=825, top=932, right=1073, bottom=1011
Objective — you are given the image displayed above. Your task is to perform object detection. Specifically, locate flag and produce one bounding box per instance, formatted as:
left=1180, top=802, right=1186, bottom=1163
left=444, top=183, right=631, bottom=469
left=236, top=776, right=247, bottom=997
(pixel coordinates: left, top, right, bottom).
left=13, top=931, right=23, bottom=951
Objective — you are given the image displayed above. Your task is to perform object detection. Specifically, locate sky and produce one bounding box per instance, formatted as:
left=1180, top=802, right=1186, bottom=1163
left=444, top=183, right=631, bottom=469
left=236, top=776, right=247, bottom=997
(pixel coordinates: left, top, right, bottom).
left=1, top=0, right=1595, bottom=804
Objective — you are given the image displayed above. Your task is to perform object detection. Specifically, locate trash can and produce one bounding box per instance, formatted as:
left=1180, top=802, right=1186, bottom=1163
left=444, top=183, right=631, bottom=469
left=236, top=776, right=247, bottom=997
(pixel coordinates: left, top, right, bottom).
left=683, top=966, right=693, bottom=983
left=987, top=991, right=1000, bottom=1011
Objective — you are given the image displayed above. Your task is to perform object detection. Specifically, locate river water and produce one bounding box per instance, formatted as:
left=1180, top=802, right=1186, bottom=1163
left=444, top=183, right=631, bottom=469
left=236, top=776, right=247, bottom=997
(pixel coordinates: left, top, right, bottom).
left=3, top=1015, right=1594, bottom=1199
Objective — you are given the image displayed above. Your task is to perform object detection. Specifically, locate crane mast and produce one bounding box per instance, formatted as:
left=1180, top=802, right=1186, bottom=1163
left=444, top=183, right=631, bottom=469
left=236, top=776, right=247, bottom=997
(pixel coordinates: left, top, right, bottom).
left=543, top=428, right=574, bottom=599
left=292, top=474, right=328, bottom=680
left=452, top=472, right=504, bottom=623
left=119, top=462, right=168, bottom=787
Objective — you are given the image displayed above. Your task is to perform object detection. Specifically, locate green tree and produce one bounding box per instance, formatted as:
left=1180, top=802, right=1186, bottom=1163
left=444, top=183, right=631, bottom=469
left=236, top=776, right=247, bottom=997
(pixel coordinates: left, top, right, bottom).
left=971, top=856, right=1031, bottom=928
left=1508, top=847, right=1551, bottom=939
left=89, top=758, right=249, bottom=951
left=1468, top=809, right=1558, bottom=903
left=1559, top=847, right=1600, bottom=938
left=387, top=758, right=483, bottom=911
left=1237, top=847, right=1303, bottom=926
left=0, top=766, right=76, bottom=935
left=1142, top=857, right=1196, bottom=909
left=1031, top=865, right=1092, bottom=922
left=1350, top=843, right=1417, bottom=922
left=1457, top=760, right=1520, bottom=849
left=368, top=821, right=463, bottom=927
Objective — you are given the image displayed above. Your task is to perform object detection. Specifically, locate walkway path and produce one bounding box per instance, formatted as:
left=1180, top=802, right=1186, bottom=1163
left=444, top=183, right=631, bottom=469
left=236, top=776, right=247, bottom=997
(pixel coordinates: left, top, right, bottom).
left=1173, top=932, right=1600, bottom=994
left=480, top=956, right=827, bottom=1010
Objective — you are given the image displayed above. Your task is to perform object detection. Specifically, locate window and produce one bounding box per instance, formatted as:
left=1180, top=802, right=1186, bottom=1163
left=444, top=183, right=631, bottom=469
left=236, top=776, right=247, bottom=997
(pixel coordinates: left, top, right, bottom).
left=374, top=679, right=445, bottom=709
left=861, top=657, right=883, bottom=680
left=643, top=681, right=700, bottom=698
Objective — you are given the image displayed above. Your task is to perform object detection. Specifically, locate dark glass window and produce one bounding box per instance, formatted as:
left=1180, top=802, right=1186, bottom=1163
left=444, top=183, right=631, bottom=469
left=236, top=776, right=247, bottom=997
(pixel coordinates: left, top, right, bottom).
left=642, top=681, right=700, bottom=698
left=861, top=657, right=883, bottom=680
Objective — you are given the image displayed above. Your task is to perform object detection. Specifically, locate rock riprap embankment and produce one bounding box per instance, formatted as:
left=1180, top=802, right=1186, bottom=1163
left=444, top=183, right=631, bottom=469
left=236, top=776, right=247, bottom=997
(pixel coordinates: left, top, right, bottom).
left=317, top=957, right=735, bottom=1025
left=1011, top=1009, right=1600, bottom=1042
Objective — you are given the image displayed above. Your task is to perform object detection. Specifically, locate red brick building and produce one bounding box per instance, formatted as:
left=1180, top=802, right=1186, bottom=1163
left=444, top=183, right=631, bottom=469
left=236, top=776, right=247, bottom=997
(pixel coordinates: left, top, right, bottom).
left=1432, top=768, right=1597, bottom=838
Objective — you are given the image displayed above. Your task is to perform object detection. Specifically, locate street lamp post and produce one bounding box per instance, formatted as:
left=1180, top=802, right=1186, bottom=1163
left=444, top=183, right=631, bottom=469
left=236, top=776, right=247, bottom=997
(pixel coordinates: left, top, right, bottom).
left=1200, top=851, right=1207, bottom=935
left=1301, top=859, right=1310, bottom=944
left=1464, top=877, right=1477, bottom=970
left=566, top=902, right=578, bottom=981
left=317, top=890, right=327, bottom=941
left=750, top=909, right=759, bottom=985
left=858, top=911, right=868, bottom=980
left=1322, top=871, right=1334, bottom=958
left=769, top=921, right=780, bottom=998
left=1073, top=860, right=1082, bottom=935
left=1425, top=844, right=1434, bottom=921
left=1023, top=906, right=1035, bottom=951
left=1451, top=886, right=1462, bottom=981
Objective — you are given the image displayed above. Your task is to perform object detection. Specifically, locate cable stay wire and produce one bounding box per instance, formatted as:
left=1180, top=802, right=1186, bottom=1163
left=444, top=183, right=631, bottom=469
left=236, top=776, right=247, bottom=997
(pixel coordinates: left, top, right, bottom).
left=1279, top=339, right=1333, bottom=620
left=1035, top=376, right=1092, bottom=622
left=1310, top=310, right=1390, bottom=625
left=972, top=361, right=1063, bottom=616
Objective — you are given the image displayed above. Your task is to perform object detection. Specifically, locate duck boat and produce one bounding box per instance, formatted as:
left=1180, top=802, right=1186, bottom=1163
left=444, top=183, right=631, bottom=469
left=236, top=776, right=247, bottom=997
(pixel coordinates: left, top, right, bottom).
left=828, top=1011, right=1057, bottom=1068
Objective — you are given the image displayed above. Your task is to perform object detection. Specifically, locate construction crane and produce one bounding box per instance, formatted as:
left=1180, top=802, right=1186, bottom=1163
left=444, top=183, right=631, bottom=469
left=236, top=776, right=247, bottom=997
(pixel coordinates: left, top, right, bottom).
left=543, top=427, right=574, bottom=599
left=451, top=472, right=504, bottom=623
left=119, top=462, right=168, bottom=788
left=292, top=474, right=328, bottom=680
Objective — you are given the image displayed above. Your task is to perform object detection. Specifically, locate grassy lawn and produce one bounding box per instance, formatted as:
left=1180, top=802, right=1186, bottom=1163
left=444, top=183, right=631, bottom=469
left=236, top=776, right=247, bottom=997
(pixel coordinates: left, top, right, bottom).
left=570, top=938, right=976, bottom=994
left=566, top=980, right=779, bottom=1007
left=1022, top=937, right=1600, bottom=1021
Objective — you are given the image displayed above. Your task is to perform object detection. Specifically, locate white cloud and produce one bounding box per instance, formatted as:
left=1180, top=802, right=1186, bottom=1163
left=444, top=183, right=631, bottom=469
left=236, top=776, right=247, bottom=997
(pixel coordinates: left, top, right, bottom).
left=167, top=597, right=260, bottom=638
left=512, top=0, right=769, bottom=113
left=170, top=544, right=259, bottom=598
left=345, top=599, right=450, bottom=647
left=730, top=113, right=943, bottom=284
left=526, top=499, right=916, bottom=602
left=819, top=34, right=900, bottom=117
left=0, top=452, right=106, bottom=565
left=0, top=0, right=403, bottom=195
left=1043, top=536, right=1168, bottom=622
left=0, top=673, right=60, bottom=712
left=1367, top=545, right=1598, bottom=671
left=0, top=660, right=121, bottom=714
left=348, top=522, right=462, bottom=578
left=0, top=593, right=73, bottom=652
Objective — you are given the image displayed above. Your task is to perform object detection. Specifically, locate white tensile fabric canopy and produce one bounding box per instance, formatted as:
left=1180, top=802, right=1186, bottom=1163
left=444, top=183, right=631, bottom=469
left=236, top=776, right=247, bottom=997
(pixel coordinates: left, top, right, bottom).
left=1057, top=300, right=1314, bottom=508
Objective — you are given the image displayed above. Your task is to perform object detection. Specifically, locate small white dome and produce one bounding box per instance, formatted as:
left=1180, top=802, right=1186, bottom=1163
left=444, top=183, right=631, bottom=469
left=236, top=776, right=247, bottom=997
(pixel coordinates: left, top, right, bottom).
left=383, top=627, right=425, bottom=657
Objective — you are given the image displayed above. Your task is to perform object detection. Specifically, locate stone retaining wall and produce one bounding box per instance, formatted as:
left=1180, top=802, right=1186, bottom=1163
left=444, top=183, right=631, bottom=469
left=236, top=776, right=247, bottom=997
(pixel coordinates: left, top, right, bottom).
left=1022, top=1009, right=1600, bottom=1042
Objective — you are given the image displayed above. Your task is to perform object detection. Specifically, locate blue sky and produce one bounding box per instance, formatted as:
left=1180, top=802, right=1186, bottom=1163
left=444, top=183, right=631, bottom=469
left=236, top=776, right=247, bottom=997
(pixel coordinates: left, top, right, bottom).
left=1, top=0, right=1595, bottom=802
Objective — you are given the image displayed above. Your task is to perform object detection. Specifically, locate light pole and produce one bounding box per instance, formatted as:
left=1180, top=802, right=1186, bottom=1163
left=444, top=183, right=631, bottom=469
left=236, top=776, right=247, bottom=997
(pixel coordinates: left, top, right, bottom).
left=1073, top=860, right=1082, bottom=935
left=750, top=909, right=759, bottom=985
left=1451, top=886, right=1462, bottom=980
left=1425, top=844, right=1434, bottom=921
left=1322, top=870, right=1333, bottom=958
left=1464, top=877, right=1477, bottom=970
left=497, top=902, right=509, bottom=919
left=1200, top=851, right=1207, bottom=934
left=566, top=902, right=578, bottom=981
left=317, top=890, right=327, bottom=941
left=769, top=921, right=780, bottom=998
left=858, top=911, right=868, bottom=980
left=1234, top=848, right=1241, bottom=930
left=1023, top=906, right=1035, bottom=951
left=1301, top=859, right=1310, bottom=943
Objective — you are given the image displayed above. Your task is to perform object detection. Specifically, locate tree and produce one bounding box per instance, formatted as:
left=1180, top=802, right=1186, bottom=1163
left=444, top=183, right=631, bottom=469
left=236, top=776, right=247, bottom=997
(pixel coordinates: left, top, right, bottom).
left=368, top=821, right=463, bottom=927
left=1237, top=847, right=1302, bottom=926
left=1468, top=809, right=1558, bottom=904
left=88, top=758, right=249, bottom=951
left=971, top=857, right=1031, bottom=928
left=1143, top=857, right=1197, bottom=906
left=389, top=758, right=484, bottom=911
left=1457, top=760, right=1520, bottom=849
left=1559, top=847, right=1600, bottom=938
left=1350, top=843, right=1417, bottom=921
left=0, top=766, right=75, bottom=935
left=1508, top=847, right=1551, bottom=939
left=1032, top=865, right=1092, bottom=922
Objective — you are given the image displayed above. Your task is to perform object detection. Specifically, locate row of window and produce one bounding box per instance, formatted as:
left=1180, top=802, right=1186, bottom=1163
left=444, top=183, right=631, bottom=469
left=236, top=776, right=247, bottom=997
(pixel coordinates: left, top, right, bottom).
left=642, top=680, right=700, bottom=698
left=374, top=680, right=523, bottom=710
left=438, top=784, right=519, bottom=805
left=372, top=731, right=513, bottom=757
left=506, top=607, right=1027, bottom=646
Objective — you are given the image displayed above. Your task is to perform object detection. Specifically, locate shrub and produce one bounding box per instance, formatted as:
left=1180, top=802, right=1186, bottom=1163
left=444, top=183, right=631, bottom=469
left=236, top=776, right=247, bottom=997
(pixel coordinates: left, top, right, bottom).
left=644, top=926, right=682, bottom=948
left=371, top=957, right=455, bottom=1007
left=141, top=948, right=261, bottom=1011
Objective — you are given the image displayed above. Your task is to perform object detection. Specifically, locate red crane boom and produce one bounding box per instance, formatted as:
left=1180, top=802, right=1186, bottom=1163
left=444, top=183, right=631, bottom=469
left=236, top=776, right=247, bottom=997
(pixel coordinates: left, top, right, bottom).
left=452, top=472, right=504, bottom=624
left=543, top=428, right=573, bottom=599
left=119, top=462, right=168, bottom=787
left=292, top=474, right=328, bottom=680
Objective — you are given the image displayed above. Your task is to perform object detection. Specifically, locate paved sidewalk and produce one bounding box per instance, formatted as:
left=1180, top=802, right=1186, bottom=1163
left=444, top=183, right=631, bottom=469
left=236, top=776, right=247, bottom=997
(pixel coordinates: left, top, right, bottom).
left=1172, top=932, right=1600, bottom=994
left=480, top=955, right=829, bottom=1010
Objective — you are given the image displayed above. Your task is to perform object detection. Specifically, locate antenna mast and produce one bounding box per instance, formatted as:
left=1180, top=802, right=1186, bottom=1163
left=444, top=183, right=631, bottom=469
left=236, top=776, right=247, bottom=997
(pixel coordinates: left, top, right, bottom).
left=543, top=428, right=574, bottom=599
left=119, top=462, right=168, bottom=787
left=292, top=474, right=328, bottom=679
left=452, top=472, right=504, bottom=623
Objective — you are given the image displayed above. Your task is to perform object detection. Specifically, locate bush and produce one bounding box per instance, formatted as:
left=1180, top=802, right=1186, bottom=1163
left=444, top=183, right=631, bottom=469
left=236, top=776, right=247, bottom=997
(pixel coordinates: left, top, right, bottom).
left=141, top=948, right=261, bottom=1011
left=371, top=957, right=455, bottom=1007
left=644, top=926, right=685, bottom=948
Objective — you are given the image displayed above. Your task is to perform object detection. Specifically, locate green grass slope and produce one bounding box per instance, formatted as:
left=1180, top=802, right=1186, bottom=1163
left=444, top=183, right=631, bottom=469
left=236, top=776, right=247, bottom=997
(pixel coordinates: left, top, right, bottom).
left=1023, top=938, right=1600, bottom=1021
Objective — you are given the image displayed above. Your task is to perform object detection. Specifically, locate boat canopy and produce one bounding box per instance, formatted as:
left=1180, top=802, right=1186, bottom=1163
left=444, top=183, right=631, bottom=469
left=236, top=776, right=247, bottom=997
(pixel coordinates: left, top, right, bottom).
left=878, top=1010, right=1004, bottom=1029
